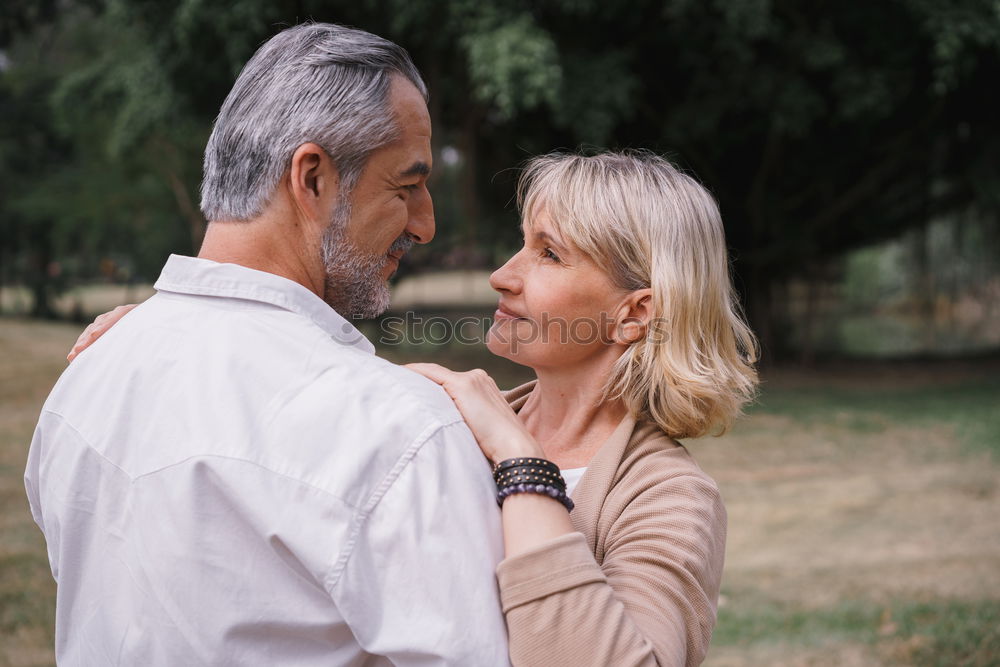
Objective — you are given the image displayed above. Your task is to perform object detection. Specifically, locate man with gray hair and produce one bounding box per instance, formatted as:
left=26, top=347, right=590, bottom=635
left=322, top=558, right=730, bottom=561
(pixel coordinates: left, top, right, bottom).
left=26, top=23, right=509, bottom=665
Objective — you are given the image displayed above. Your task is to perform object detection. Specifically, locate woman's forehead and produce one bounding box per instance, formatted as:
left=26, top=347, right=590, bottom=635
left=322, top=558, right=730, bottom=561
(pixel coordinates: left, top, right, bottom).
left=521, top=201, right=560, bottom=234
left=521, top=207, right=569, bottom=245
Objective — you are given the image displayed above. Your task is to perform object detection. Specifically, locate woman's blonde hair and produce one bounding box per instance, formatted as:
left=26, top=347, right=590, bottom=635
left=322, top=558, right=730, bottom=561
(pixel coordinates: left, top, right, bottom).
left=518, top=150, right=759, bottom=439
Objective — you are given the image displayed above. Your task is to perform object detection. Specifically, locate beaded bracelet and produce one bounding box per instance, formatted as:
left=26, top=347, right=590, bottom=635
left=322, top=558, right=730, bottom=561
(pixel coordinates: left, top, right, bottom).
left=493, top=457, right=573, bottom=512
left=496, top=482, right=575, bottom=512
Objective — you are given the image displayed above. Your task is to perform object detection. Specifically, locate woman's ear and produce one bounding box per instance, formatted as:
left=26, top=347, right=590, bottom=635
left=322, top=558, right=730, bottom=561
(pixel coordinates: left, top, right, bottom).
left=287, top=142, right=340, bottom=225
left=613, top=288, right=653, bottom=345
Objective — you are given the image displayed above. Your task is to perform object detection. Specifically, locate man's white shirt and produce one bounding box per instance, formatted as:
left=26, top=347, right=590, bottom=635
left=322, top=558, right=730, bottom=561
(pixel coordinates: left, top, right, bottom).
left=25, top=255, right=510, bottom=666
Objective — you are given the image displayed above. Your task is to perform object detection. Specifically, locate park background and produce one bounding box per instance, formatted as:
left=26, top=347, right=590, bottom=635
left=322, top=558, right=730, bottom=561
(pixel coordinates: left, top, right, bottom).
left=1, top=1, right=999, bottom=665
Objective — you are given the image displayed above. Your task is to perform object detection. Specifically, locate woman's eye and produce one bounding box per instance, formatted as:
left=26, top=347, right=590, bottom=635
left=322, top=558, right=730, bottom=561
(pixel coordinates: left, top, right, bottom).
left=542, top=247, right=560, bottom=262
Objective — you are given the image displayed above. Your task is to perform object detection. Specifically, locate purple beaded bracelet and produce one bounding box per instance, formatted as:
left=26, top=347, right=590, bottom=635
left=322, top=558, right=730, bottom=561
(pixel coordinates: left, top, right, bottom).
left=496, top=482, right=575, bottom=512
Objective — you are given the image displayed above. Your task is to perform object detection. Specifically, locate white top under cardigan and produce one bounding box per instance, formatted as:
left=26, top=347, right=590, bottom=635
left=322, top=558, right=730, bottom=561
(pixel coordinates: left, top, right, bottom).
left=561, top=466, right=587, bottom=495
left=25, top=254, right=509, bottom=666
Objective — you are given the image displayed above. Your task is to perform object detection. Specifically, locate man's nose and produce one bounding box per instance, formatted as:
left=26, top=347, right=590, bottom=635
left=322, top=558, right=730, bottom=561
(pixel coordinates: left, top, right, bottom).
left=405, top=188, right=435, bottom=244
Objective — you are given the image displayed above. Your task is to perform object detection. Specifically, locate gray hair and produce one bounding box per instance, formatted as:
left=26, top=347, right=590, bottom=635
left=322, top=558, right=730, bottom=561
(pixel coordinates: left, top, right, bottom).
left=200, top=23, right=428, bottom=221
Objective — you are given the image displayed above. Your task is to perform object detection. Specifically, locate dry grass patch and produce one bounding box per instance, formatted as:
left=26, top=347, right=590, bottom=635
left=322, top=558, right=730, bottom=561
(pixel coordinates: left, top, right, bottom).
left=0, top=320, right=79, bottom=667
left=2, top=318, right=998, bottom=666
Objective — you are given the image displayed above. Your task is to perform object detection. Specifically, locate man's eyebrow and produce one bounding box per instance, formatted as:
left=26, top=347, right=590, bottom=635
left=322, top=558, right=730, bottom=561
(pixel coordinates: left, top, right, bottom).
left=399, top=161, right=431, bottom=178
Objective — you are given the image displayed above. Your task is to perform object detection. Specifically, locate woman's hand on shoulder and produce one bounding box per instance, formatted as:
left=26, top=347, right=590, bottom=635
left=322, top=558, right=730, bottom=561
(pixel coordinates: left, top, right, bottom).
left=406, top=363, right=543, bottom=464
left=67, top=304, right=139, bottom=362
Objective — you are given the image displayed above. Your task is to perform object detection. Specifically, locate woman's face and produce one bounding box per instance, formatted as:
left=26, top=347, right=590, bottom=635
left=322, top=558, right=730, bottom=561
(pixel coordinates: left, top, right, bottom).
left=487, top=208, right=627, bottom=369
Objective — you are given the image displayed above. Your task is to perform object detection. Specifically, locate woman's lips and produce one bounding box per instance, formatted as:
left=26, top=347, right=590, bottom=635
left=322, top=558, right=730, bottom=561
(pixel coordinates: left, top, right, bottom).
left=494, top=304, right=526, bottom=320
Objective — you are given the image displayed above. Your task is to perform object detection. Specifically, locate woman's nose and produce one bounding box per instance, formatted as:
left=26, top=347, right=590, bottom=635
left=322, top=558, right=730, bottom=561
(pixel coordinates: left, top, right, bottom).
left=489, top=252, right=522, bottom=294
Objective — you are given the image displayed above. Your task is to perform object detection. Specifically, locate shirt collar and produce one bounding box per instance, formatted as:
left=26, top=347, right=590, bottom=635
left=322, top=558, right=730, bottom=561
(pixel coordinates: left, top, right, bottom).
left=153, top=254, right=376, bottom=355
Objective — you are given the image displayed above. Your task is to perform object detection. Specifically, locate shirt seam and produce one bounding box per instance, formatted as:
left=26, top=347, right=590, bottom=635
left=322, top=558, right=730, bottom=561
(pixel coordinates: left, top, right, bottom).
left=40, top=409, right=363, bottom=510
left=324, top=419, right=464, bottom=591
left=40, top=410, right=132, bottom=479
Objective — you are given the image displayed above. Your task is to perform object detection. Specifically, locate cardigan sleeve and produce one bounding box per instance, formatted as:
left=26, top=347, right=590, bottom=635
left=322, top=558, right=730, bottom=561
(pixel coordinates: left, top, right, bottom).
left=495, top=474, right=727, bottom=667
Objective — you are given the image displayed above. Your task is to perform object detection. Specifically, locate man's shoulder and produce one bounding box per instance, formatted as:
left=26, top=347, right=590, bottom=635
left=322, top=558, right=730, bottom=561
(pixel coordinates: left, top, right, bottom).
left=287, top=345, right=466, bottom=436
left=47, top=293, right=467, bottom=483
left=245, top=350, right=473, bottom=508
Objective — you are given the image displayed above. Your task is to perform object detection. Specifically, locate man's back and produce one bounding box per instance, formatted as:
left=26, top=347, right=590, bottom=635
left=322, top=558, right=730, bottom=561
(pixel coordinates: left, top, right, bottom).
left=25, top=256, right=508, bottom=665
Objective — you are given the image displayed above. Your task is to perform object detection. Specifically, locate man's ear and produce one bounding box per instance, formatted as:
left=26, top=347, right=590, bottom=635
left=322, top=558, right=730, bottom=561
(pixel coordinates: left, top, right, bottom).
left=613, top=288, right=654, bottom=345
left=287, top=142, right=340, bottom=223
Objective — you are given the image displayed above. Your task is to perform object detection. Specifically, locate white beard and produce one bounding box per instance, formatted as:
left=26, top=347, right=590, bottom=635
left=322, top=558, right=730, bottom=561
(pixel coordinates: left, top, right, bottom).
left=320, top=198, right=410, bottom=319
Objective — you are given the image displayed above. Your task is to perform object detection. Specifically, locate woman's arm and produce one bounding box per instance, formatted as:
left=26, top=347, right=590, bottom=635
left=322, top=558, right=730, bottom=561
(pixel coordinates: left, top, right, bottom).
left=498, top=474, right=726, bottom=667
left=405, top=364, right=576, bottom=558
left=405, top=363, right=725, bottom=666
left=67, top=304, right=138, bottom=361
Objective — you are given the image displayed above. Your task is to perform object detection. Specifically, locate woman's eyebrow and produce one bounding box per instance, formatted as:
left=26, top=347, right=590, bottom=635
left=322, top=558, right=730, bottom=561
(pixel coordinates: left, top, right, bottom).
left=520, top=217, right=570, bottom=253
left=534, top=232, right=569, bottom=255
left=534, top=230, right=568, bottom=253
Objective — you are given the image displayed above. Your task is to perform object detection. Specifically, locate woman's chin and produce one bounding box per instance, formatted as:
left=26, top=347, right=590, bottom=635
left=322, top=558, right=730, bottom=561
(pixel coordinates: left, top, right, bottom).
left=486, top=331, right=535, bottom=368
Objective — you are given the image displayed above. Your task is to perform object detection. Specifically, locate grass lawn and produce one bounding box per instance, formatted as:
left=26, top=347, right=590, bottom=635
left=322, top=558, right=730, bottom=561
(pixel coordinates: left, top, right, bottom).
left=1, top=318, right=998, bottom=666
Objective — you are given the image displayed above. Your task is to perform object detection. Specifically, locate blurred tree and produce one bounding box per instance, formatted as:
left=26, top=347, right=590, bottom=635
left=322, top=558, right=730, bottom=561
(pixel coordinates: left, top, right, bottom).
left=0, top=44, right=65, bottom=318
left=0, top=0, right=197, bottom=315
left=396, top=0, right=1000, bottom=356
left=1, top=0, right=998, bottom=357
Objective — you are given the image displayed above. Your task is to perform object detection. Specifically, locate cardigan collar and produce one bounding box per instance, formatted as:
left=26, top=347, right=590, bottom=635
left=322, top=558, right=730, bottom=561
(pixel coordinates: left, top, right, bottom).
left=502, top=379, right=640, bottom=555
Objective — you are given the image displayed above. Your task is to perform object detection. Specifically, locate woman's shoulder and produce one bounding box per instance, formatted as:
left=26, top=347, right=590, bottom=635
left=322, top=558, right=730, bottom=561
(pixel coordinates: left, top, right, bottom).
left=587, top=418, right=727, bottom=565
left=610, top=418, right=723, bottom=507
left=624, top=419, right=714, bottom=474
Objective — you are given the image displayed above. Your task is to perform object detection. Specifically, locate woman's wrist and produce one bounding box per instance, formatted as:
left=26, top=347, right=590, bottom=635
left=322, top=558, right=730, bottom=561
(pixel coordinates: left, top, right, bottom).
left=492, top=453, right=574, bottom=512
left=490, top=434, right=545, bottom=465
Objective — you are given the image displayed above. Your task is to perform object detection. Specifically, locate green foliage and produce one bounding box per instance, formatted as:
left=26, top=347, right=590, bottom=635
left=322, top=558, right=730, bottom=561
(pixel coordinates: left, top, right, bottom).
left=714, top=596, right=1000, bottom=665
left=1, top=0, right=998, bottom=345
left=714, top=598, right=882, bottom=646
left=752, top=376, right=1000, bottom=457
left=0, top=551, right=55, bottom=636
left=554, top=50, right=637, bottom=145
left=893, top=599, right=1000, bottom=667
left=461, top=11, right=561, bottom=120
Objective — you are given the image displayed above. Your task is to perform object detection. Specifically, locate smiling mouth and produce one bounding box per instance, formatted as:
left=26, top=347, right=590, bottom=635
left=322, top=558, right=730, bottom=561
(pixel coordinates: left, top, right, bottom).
left=494, top=305, right=526, bottom=321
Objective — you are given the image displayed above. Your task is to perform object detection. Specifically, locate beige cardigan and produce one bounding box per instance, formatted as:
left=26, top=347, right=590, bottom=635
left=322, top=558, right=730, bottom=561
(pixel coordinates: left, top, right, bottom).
left=497, top=381, right=727, bottom=667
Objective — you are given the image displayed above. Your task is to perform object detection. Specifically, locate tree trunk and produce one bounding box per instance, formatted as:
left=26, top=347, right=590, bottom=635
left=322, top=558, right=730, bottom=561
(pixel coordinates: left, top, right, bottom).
left=457, top=106, right=485, bottom=249
left=155, top=136, right=206, bottom=252
left=746, top=264, right=774, bottom=368
left=913, top=223, right=935, bottom=352
left=166, top=169, right=205, bottom=252
left=28, top=238, right=56, bottom=320
left=799, top=272, right=819, bottom=366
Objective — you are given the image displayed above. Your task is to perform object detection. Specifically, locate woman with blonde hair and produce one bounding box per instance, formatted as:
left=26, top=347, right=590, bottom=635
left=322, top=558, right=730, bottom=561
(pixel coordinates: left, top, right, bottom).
left=70, top=149, right=757, bottom=666
left=409, top=150, right=757, bottom=666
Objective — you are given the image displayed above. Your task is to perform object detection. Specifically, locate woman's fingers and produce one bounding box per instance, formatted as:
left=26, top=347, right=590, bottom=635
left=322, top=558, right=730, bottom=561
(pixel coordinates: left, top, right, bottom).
left=404, top=362, right=454, bottom=386
left=67, top=304, right=139, bottom=362
left=406, top=363, right=540, bottom=462
left=406, top=364, right=496, bottom=401
left=405, top=363, right=478, bottom=407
